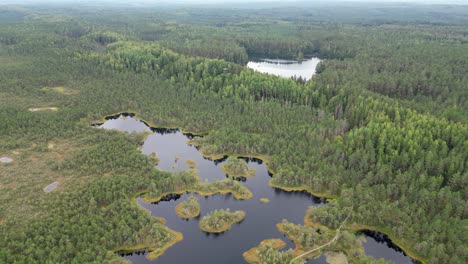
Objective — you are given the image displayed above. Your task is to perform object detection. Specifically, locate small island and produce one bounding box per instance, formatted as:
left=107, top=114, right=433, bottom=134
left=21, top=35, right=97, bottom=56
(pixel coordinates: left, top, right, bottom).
left=185, top=159, right=197, bottom=168
left=199, top=209, right=245, bottom=233
left=221, top=157, right=256, bottom=178
left=175, top=196, right=200, bottom=219
left=142, top=171, right=253, bottom=203
left=195, top=178, right=253, bottom=200
left=260, top=197, right=270, bottom=203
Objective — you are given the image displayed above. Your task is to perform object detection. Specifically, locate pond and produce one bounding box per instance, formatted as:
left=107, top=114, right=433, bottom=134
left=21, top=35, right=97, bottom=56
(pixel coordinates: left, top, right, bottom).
left=97, top=114, right=419, bottom=264
left=360, top=230, right=420, bottom=264
left=246, top=57, right=321, bottom=81
left=44, top=182, right=59, bottom=193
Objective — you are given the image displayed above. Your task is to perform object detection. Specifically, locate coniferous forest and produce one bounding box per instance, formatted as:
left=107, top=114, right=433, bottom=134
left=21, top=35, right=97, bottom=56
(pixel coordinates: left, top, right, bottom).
left=0, top=1, right=467, bottom=264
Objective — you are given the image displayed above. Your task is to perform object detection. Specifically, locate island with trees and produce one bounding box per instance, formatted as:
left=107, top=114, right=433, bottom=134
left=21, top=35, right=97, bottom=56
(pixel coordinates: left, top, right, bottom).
left=243, top=238, right=287, bottom=263
left=199, top=209, right=246, bottom=233
left=175, top=196, right=200, bottom=219
left=185, top=159, right=197, bottom=169
left=221, top=156, right=256, bottom=178
left=142, top=170, right=253, bottom=203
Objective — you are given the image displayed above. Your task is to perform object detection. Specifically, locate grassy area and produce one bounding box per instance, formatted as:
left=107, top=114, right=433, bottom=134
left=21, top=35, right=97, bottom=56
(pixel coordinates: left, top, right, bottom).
left=0, top=140, right=85, bottom=227
left=175, top=196, right=200, bottom=219
left=41, top=86, right=80, bottom=95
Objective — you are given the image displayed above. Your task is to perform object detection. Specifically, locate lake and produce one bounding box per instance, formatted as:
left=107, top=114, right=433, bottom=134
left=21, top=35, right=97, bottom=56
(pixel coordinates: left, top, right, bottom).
left=97, top=114, right=419, bottom=264
left=246, top=58, right=321, bottom=81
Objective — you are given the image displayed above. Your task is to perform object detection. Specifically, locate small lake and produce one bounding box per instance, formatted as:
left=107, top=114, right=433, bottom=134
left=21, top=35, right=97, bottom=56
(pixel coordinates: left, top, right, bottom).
left=98, top=114, right=419, bottom=264
left=44, top=182, right=59, bottom=193
left=360, top=230, right=419, bottom=264
left=247, top=58, right=321, bottom=81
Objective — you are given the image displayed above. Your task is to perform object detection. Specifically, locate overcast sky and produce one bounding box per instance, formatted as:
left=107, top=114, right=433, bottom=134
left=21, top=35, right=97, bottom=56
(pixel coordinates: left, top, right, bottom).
left=1, top=0, right=466, bottom=4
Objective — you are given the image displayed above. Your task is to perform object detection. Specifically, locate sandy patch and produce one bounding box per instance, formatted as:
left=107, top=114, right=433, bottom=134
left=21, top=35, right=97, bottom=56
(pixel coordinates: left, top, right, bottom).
left=28, top=107, right=59, bottom=112
left=42, top=86, right=79, bottom=95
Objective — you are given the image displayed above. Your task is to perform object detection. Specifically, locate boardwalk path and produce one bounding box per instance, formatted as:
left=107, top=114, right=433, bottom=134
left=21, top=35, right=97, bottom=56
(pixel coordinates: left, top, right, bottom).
left=290, top=210, right=351, bottom=264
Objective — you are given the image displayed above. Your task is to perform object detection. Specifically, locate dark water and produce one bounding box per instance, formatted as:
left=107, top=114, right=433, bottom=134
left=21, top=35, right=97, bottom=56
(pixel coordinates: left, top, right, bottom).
left=360, top=230, right=420, bottom=264
left=98, top=114, right=419, bottom=264
left=247, top=57, right=321, bottom=81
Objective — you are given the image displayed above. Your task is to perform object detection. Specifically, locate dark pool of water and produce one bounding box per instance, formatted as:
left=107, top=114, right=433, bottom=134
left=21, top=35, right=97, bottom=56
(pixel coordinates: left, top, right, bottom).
left=360, top=230, right=421, bottom=264
left=98, top=114, right=419, bottom=264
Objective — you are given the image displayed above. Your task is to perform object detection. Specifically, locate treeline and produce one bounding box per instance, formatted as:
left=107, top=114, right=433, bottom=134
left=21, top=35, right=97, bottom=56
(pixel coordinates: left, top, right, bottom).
left=85, top=41, right=318, bottom=106
left=161, top=38, right=249, bottom=65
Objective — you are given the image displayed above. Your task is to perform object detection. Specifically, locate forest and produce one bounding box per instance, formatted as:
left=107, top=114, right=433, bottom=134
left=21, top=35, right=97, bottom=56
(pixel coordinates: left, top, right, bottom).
left=0, top=1, right=467, bottom=264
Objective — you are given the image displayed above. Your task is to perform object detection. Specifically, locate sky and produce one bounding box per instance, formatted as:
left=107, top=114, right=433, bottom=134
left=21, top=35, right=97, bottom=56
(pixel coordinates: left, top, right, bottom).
left=0, top=0, right=466, bottom=4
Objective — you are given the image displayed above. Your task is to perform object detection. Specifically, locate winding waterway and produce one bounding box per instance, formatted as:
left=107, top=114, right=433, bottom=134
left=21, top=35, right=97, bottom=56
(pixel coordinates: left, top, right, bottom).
left=97, top=114, right=419, bottom=264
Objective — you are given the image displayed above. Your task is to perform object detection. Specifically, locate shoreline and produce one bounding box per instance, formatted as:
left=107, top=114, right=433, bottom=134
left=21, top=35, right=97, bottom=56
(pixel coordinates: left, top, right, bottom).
left=346, top=224, right=426, bottom=264
left=99, top=112, right=427, bottom=264
left=243, top=238, right=287, bottom=263
left=304, top=212, right=426, bottom=264
left=113, top=230, right=183, bottom=261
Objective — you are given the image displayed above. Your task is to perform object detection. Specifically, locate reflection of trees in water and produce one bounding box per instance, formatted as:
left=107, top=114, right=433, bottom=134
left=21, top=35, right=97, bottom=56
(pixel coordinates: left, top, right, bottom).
left=360, top=229, right=420, bottom=262
left=118, top=249, right=148, bottom=257
left=229, top=175, right=247, bottom=182
left=151, top=193, right=183, bottom=204
left=239, top=156, right=263, bottom=164
left=272, top=188, right=326, bottom=204
left=213, top=155, right=228, bottom=165
left=151, top=127, right=178, bottom=135
left=105, top=112, right=135, bottom=120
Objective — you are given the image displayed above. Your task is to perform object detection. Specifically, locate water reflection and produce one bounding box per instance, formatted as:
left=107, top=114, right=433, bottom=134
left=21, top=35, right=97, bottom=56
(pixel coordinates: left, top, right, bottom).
left=247, top=57, right=321, bottom=81
left=360, top=230, right=421, bottom=264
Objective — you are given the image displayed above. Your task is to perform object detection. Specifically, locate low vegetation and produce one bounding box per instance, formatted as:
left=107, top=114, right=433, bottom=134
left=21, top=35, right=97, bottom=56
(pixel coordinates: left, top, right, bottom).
left=41, top=86, right=79, bottom=95
left=243, top=238, right=287, bottom=263
left=142, top=171, right=253, bottom=203
left=185, top=159, right=197, bottom=168
left=175, top=196, right=200, bottom=219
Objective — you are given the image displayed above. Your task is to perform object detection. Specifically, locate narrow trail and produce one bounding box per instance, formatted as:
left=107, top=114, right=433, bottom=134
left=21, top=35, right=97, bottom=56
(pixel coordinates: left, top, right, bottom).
left=290, top=210, right=352, bottom=264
